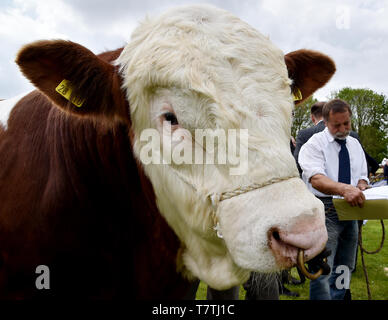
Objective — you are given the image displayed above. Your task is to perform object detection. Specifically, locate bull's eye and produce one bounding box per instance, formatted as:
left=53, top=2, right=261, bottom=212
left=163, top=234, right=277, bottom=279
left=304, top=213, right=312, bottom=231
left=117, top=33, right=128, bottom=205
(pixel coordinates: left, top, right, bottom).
left=163, top=112, right=179, bottom=125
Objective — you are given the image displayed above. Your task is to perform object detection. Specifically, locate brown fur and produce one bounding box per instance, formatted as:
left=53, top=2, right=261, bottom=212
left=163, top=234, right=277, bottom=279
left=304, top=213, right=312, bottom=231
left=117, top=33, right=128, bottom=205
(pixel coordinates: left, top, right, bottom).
left=0, top=46, right=192, bottom=299
left=285, top=49, right=336, bottom=105
left=1, top=40, right=335, bottom=299
left=15, top=41, right=130, bottom=124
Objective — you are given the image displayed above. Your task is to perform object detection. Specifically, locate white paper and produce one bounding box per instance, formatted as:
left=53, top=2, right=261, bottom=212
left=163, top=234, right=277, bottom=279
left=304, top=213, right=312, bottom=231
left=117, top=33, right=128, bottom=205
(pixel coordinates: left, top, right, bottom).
left=333, top=186, right=388, bottom=200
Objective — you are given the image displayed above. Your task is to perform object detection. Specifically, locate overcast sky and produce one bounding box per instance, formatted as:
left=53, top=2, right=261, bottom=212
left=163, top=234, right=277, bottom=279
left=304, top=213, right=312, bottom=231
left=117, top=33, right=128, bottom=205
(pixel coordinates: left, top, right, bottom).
left=1, top=0, right=387, bottom=101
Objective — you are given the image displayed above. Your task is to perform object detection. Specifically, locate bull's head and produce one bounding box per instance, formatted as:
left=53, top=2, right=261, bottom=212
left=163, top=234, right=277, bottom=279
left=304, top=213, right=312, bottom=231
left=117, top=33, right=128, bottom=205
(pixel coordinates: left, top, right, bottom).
left=16, top=5, right=334, bottom=290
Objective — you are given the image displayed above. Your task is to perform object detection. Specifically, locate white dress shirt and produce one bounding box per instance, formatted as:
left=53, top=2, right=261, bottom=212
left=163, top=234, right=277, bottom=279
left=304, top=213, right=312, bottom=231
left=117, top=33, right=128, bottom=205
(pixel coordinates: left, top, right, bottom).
left=298, top=127, right=369, bottom=197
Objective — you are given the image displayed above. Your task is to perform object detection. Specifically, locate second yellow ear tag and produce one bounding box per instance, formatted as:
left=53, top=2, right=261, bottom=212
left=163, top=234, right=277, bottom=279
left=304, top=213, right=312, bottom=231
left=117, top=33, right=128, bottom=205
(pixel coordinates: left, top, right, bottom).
left=55, top=79, right=85, bottom=107
left=293, top=87, right=303, bottom=101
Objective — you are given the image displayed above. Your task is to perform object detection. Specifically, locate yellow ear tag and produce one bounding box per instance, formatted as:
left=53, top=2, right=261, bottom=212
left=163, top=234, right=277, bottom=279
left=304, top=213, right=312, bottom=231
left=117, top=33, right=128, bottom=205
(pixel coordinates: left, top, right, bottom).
left=293, top=87, right=303, bottom=101
left=55, top=79, right=85, bottom=107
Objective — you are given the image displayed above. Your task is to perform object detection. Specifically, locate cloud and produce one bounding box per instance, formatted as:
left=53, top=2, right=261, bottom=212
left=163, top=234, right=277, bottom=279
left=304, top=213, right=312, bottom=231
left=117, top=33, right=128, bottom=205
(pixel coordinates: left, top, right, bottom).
left=250, top=0, right=388, bottom=100
left=1, top=0, right=387, bottom=101
left=0, top=0, right=93, bottom=97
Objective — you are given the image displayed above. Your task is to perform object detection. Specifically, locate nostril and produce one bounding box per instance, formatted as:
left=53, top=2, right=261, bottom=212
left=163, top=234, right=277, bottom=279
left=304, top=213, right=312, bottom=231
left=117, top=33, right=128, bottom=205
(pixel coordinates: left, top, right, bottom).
left=272, top=230, right=281, bottom=241
left=268, top=228, right=282, bottom=242
left=268, top=228, right=299, bottom=268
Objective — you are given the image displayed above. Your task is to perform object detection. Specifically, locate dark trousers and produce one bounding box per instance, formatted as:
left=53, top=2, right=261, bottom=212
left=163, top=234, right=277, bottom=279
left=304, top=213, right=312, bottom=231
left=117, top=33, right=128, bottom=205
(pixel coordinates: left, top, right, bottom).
left=206, top=273, right=279, bottom=300
left=207, top=285, right=240, bottom=300
left=192, top=273, right=280, bottom=300
left=310, top=197, right=358, bottom=300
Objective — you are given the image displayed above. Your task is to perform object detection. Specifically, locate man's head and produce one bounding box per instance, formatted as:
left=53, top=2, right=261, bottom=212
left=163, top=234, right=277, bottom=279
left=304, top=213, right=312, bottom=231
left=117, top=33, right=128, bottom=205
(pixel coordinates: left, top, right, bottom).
left=310, top=102, right=325, bottom=124
left=323, top=99, right=352, bottom=140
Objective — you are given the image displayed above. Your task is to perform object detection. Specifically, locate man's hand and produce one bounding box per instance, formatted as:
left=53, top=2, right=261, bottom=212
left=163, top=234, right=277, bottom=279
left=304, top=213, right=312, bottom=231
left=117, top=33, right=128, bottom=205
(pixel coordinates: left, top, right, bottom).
left=342, top=184, right=365, bottom=207
left=357, top=179, right=370, bottom=191
left=310, top=174, right=366, bottom=208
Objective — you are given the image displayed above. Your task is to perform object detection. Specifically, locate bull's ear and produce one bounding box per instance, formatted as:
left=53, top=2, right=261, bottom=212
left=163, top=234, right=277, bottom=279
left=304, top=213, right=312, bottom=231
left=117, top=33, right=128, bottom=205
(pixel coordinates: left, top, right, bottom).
left=15, top=40, right=129, bottom=122
left=285, top=49, right=336, bottom=105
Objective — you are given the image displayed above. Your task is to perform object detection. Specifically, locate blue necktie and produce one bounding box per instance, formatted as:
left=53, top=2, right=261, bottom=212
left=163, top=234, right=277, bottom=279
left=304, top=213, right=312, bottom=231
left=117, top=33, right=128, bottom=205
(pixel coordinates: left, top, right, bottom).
left=335, top=138, right=351, bottom=184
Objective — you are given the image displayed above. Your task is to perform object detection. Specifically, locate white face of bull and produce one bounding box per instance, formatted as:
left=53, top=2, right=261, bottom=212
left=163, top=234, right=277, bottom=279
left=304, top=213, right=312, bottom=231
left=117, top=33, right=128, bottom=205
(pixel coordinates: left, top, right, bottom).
left=116, top=5, right=328, bottom=289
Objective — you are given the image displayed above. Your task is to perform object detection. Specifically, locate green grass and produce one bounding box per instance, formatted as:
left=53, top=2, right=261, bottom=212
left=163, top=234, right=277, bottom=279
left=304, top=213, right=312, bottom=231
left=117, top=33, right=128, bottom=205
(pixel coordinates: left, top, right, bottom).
left=196, top=220, right=388, bottom=300
left=195, top=281, right=246, bottom=300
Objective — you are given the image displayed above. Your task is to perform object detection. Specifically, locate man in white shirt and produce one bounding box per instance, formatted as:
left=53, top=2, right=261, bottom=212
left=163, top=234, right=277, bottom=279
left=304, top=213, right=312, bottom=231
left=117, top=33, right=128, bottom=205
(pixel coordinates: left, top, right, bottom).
left=298, top=99, right=368, bottom=300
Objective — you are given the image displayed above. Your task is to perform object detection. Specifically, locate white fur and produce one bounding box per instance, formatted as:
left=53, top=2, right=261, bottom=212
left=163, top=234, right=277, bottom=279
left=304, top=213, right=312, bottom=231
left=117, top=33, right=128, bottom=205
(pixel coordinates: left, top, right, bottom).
left=115, top=5, right=326, bottom=289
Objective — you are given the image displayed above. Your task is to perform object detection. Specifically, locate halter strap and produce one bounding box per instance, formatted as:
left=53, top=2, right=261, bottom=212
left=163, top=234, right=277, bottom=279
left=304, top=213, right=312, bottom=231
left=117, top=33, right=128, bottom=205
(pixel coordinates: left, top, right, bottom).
left=170, top=166, right=299, bottom=238
left=208, top=175, right=299, bottom=238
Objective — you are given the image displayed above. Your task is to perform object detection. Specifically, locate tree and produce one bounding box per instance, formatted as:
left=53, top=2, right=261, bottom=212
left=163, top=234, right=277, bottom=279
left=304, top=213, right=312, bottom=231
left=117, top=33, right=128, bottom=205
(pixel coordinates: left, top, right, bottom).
left=331, top=88, right=388, bottom=162
left=291, top=96, right=317, bottom=138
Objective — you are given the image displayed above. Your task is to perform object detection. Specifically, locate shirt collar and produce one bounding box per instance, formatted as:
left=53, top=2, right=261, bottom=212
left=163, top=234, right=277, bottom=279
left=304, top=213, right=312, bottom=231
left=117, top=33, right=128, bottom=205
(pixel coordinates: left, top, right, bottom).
left=324, top=127, right=349, bottom=144
left=324, top=127, right=337, bottom=143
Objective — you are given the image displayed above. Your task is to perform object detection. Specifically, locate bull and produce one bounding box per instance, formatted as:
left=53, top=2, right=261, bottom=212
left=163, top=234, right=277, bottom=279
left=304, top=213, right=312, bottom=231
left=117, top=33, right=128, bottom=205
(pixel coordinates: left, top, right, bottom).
left=0, top=5, right=335, bottom=299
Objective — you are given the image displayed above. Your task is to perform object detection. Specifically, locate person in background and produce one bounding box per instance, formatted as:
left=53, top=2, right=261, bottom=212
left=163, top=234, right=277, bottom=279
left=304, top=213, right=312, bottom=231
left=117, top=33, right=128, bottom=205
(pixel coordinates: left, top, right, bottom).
left=294, top=102, right=326, bottom=175
left=294, top=102, right=379, bottom=177
left=382, top=158, right=388, bottom=185
left=290, top=136, right=296, bottom=155
left=298, top=99, right=368, bottom=300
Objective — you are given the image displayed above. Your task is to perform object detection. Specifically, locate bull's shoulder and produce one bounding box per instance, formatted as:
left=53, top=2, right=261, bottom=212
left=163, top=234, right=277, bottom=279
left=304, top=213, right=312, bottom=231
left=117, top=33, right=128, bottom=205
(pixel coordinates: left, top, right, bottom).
left=0, top=90, right=53, bottom=133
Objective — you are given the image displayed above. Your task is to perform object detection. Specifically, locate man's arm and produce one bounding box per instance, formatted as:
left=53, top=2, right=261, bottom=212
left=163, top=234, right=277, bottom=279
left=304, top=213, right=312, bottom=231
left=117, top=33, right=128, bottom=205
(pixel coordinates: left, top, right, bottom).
left=310, top=174, right=366, bottom=207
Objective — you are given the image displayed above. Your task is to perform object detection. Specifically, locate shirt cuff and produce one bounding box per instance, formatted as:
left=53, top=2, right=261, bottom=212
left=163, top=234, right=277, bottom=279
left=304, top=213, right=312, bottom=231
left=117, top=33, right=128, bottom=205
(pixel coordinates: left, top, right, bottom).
left=358, top=176, right=370, bottom=185
left=302, top=168, right=326, bottom=183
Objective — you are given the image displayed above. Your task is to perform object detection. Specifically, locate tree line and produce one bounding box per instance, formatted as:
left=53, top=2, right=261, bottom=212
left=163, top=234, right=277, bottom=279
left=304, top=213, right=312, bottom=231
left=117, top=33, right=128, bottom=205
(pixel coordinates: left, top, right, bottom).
left=291, top=88, right=388, bottom=163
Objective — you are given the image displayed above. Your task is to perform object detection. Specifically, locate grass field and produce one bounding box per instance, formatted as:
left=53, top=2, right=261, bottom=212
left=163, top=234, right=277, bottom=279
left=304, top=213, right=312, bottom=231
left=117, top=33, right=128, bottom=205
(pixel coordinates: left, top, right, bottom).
left=196, top=220, right=388, bottom=300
